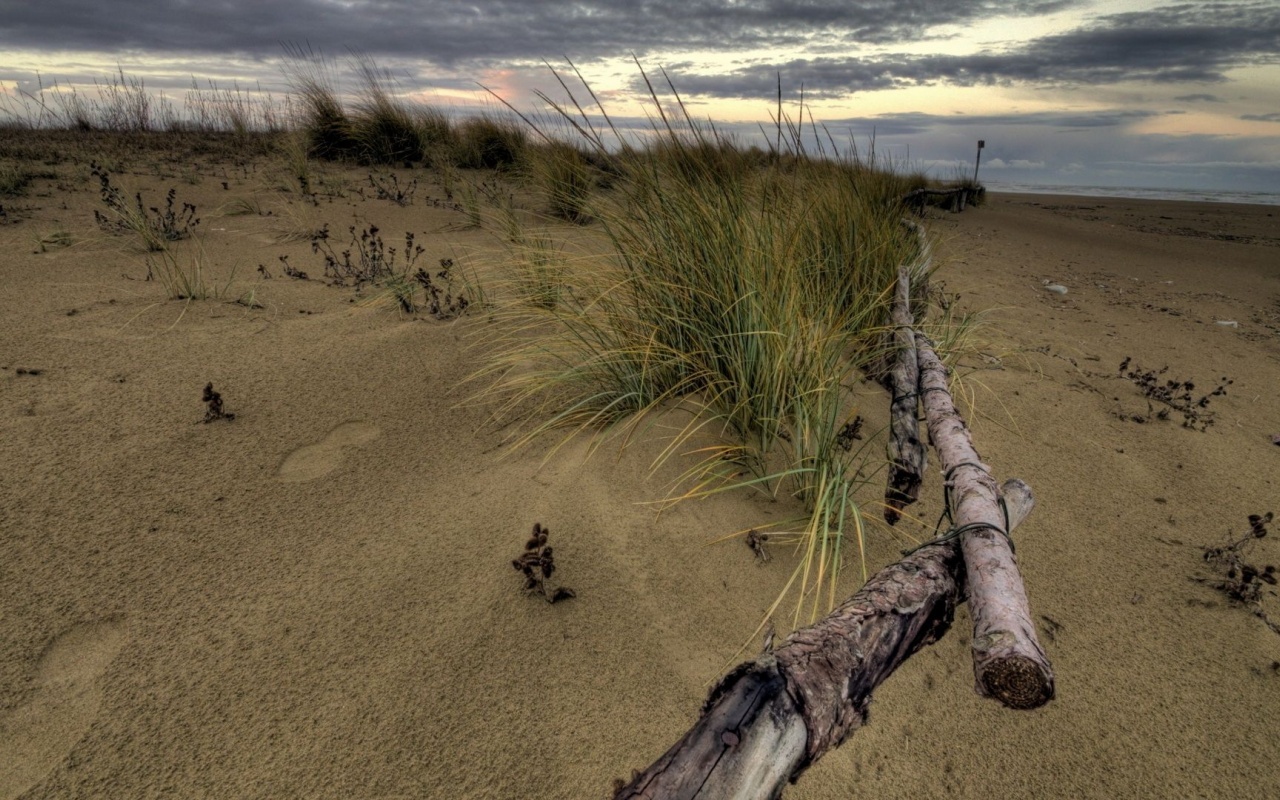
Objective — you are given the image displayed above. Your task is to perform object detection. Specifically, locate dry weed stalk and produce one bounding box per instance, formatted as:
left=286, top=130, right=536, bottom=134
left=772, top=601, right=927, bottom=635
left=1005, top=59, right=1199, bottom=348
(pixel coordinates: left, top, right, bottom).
left=512, top=523, right=575, bottom=603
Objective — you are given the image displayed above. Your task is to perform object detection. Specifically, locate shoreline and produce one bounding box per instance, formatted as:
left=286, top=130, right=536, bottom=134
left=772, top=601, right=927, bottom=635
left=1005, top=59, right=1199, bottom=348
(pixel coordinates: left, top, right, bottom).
left=970, top=191, right=1280, bottom=253
left=985, top=185, right=1280, bottom=207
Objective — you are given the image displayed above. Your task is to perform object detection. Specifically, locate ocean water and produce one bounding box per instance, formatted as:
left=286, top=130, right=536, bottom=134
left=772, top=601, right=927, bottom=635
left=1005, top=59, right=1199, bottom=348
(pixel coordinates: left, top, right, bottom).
left=984, top=181, right=1280, bottom=207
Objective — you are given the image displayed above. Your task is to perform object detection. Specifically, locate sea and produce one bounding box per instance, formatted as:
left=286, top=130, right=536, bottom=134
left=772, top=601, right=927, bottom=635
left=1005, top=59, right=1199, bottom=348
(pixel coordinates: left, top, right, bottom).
left=983, top=182, right=1280, bottom=207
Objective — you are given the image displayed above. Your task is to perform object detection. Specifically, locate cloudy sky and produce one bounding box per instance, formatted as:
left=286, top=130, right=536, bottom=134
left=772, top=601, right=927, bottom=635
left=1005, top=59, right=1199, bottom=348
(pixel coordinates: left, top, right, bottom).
left=2, top=0, right=1278, bottom=193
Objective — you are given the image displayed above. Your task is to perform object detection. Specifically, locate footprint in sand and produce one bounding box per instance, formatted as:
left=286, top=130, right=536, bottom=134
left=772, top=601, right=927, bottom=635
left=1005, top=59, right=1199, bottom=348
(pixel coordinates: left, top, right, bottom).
left=277, top=421, right=381, bottom=483
left=0, top=619, right=129, bottom=800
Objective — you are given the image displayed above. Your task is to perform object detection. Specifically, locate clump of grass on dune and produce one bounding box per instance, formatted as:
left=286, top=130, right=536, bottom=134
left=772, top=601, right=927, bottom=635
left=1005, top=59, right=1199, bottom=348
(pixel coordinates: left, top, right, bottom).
left=415, top=106, right=457, bottom=167
left=145, top=238, right=236, bottom=301
left=349, top=55, right=428, bottom=165
left=283, top=47, right=456, bottom=167
left=184, top=78, right=279, bottom=137
left=0, top=161, right=33, bottom=196
left=477, top=64, right=930, bottom=624
left=525, top=140, right=594, bottom=223
left=85, top=66, right=156, bottom=133
left=509, top=230, right=569, bottom=310
left=282, top=43, right=357, bottom=161
left=452, top=114, right=528, bottom=170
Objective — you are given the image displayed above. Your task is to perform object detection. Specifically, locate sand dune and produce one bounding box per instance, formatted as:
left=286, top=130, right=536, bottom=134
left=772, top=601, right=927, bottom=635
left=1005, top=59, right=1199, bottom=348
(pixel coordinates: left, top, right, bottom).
left=2, top=157, right=1278, bottom=798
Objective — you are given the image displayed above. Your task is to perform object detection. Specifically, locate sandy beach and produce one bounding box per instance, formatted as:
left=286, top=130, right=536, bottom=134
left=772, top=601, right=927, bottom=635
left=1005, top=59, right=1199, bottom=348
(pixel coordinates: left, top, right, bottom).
left=2, top=153, right=1278, bottom=799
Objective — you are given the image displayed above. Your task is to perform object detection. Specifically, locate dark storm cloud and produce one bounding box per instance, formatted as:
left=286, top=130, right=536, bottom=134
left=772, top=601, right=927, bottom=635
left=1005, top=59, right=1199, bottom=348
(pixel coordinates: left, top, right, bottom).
left=0, top=1, right=1081, bottom=65
left=1174, top=93, right=1225, bottom=102
left=1241, top=112, right=1280, bottom=122
left=656, top=1, right=1280, bottom=98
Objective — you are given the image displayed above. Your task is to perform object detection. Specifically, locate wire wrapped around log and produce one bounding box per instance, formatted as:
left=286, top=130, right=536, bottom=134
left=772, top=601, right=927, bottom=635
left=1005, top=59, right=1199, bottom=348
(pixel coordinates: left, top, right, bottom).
left=614, top=481, right=1038, bottom=799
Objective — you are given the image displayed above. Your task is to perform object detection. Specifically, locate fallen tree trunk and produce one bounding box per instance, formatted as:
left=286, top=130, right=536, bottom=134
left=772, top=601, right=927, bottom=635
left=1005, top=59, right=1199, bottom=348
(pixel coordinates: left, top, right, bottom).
left=614, top=481, right=1036, bottom=800
left=884, top=263, right=927, bottom=525
left=915, top=336, right=1055, bottom=709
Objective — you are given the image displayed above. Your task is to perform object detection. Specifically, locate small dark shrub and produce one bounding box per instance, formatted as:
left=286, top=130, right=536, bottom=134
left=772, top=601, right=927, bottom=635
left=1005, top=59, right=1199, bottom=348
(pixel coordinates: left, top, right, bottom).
left=512, top=522, right=575, bottom=603
left=1117, top=357, right=1231, bottom=431
left=202, top=383, right=235, bottom=422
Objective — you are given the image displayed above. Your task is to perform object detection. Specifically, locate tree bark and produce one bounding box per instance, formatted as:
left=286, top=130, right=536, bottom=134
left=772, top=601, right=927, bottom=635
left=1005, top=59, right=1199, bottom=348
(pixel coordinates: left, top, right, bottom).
left=614, top=481, right=1037, bottom=799
left=884, top=264, right=927, bottom=524
left=915, top=336, right=1055, bottom=709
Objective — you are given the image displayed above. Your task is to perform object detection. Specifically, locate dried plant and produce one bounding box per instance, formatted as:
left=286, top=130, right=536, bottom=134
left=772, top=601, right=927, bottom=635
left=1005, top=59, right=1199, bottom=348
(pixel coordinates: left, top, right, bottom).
left=745, top=529, right=771, bottom=563
left=834, top=416, right=864, bottom=451
left=310, top=224, right=424, bottom=287
left=91, top=162, right=199, bottom=251
left=366, top=171, right=417, bottom=205
left=202, top=383, right=235, bottom=423
left=277, top=256, right=309, bottom=280
left=1117, top=357, right=1232, bottom=431
left=413, top=258, right=472, bottom=320
left=1199, top=512, right=1277, bottom=635
left=512, top=523, right=575, bottom=603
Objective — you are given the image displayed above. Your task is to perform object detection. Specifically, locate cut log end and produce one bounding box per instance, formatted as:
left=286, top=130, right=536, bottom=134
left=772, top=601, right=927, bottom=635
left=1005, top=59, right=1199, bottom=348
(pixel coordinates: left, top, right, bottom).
left=978, top=655, right=1055, bottom=710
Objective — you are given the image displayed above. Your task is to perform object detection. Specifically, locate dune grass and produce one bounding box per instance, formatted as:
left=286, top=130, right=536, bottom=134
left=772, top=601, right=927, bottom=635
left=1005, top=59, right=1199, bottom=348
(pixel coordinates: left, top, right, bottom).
left=1, top=67, right=278, bottom=135
left=5, top=58, right=953, bottom=624
left=282, top=49, right=468, bottom=168
left=145, top=239, right=235, bottom=301
left=282, top=44, right=358, bottom=160
left=452, top=115, right=528, bottom=170
left=525, top=140, right=595, bottom=223
left=478, top=66, right=930, bottom=624
left=349, top=55, right=432, bottom=165
left=0, top=161, right=33, bottom=196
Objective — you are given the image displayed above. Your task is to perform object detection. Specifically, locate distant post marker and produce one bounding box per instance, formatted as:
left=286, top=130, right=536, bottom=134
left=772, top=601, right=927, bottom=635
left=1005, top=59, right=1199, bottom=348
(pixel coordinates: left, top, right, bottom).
left=974, top=139, right=985, bottom=183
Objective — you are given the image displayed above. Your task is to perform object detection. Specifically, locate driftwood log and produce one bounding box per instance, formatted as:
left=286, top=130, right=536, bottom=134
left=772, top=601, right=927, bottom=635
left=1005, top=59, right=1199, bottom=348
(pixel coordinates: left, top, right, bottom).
left=890, top=216, right=1052, bottom=708
left=915, top=336, right=1055, bottom=709
left=901, top=186, right=984, bottom=215
left=614, top=480, right=1037, bottom=800
left=613, top=219, right=1049, bottom=796
left=884, top=263, right=927, bottom=524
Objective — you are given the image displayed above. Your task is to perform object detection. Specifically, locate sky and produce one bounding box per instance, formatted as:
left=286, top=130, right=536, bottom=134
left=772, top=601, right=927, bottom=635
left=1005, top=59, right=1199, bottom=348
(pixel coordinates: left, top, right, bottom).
left=1, top=0, right=1278, bottom=193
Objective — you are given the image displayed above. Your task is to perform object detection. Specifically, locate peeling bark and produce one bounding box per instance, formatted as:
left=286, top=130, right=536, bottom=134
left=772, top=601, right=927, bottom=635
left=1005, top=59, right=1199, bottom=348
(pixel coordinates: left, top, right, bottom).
left=614, top=481, right=1037, bottom=799
left=915, top=336, right=1055, bottom=710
